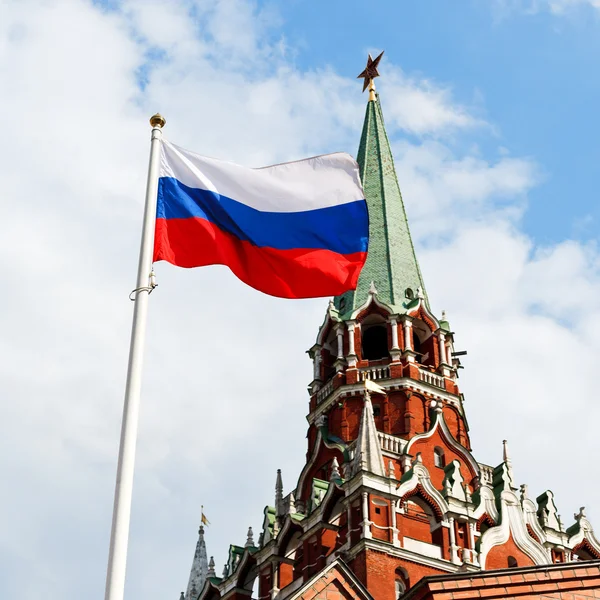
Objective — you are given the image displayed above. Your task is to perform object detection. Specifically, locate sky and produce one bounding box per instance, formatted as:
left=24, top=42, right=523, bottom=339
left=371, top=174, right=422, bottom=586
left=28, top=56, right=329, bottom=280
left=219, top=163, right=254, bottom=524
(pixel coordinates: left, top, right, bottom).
left=1, top=0, right=600, bottom=598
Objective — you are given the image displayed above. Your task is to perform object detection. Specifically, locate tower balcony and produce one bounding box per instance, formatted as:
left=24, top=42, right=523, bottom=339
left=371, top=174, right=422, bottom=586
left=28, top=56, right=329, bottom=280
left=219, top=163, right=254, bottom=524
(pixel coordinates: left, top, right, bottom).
left=312, top=362, right=455, bottom=409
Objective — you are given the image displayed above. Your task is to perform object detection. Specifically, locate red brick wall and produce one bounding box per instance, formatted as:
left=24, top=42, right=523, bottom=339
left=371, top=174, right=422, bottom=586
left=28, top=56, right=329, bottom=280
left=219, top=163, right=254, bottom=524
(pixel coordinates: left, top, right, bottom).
left=369, top=496, right=391, bottom=543
left=349, top=549, right=446, bottom=599
left=296, top=566, right=364, bottom=600
left=483, top=533, right=535, bottom=570
left=407, top=428, right=477, bottom=490
left=398, top=504, right=435, bottom=545
left=278, top=561, right=294, bottom=589
left=405, top=561, right=600, bottom=600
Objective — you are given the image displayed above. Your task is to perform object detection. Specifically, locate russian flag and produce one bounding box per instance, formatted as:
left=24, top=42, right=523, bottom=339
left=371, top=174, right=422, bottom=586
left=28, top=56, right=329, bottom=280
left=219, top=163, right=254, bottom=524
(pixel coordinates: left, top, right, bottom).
left=153, top=141, right=369, bottom=299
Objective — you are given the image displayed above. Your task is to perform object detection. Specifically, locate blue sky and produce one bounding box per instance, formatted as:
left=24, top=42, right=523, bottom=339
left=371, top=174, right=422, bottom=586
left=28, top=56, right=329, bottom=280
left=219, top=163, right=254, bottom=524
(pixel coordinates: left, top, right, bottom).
left=279, top=0, right=600, bottom=243
left=2, top=1, right=600, bottom=599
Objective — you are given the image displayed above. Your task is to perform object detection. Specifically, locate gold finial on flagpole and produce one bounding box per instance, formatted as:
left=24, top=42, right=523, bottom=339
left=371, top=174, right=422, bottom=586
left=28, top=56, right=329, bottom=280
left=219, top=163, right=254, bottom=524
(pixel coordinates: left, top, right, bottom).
left=357, top=51, right=384, bottom=102
left=150, top=113, right=166, bottom=128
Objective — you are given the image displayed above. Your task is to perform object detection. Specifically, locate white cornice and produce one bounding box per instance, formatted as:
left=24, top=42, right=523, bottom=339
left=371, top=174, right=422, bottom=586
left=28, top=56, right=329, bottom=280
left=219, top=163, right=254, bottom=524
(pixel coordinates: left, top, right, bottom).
left=345, top=537, right=471, bottom=573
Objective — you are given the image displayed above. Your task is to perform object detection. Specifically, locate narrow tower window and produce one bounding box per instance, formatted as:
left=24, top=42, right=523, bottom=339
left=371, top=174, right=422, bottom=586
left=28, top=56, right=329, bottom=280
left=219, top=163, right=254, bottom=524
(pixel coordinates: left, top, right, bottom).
left=434, top=447, right=446, bottom=468
left=395, top=567, right=409, bottom=598
left=412, top=332, right=422, bottom=355
left=362, top=325, right=389, bottom=360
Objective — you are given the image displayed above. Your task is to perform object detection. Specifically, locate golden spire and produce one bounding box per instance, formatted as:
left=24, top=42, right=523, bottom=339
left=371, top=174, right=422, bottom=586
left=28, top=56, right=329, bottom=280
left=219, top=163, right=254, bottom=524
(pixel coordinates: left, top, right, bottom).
left=357, top=51, right=384, bottom=102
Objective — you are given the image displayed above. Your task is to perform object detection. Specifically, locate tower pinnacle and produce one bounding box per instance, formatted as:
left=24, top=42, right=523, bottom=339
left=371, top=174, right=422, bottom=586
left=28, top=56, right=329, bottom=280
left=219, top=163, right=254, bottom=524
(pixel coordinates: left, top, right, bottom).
left=185, top=524, right=209, bottom=600
left=336, top=54, right=427, bottom=318
left=352, top=380, right=386, bottom=477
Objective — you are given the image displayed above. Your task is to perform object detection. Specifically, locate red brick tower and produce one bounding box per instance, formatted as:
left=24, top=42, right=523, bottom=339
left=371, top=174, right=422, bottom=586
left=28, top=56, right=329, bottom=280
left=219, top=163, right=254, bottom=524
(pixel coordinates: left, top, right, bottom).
left=196, top=56, right=600, bottom=600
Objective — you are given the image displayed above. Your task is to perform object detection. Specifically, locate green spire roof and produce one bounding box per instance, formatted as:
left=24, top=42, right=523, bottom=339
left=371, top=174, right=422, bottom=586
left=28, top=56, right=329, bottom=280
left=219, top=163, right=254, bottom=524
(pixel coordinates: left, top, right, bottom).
left=335, top=94, right=427, bottom=318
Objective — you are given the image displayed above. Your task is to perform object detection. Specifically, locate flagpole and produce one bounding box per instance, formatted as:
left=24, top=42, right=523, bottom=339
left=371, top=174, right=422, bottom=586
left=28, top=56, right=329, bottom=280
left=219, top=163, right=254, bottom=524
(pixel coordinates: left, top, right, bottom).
left=104, top=113, right=166, bottom=600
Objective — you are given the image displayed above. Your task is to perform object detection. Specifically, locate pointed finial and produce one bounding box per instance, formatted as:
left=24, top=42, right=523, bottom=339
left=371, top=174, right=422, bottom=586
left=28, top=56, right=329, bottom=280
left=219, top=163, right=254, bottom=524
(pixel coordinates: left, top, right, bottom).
left=368, top=280, right=378, bottom=296
left=388, top=459, right=397, bottom=479
left=245, top=526, right=255, bottom=547
left=330, top=456, right=341, bottom=481
left=150, top=113, right=166, bottom=128
left=180, top=592, right=185, bottom=600
left=222, top=563, right=229, bottom=578
left=441, top=310, right=447, bottom=321
left=275, top=469, right=284, bottom=516
left=416, top=286, right=424, bottom=300
left=207, top=556, right=216, bottom=578
left=357, top=51, right=384, bottom=101
left=520, top=483, right=528, bottom=503
left=503, top=440, right=511, bottom=464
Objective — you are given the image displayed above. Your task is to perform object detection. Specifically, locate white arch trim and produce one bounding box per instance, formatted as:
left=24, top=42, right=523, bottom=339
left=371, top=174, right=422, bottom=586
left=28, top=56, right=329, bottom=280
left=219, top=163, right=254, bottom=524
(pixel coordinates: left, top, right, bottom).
left=567, top=516, right=600, bottom=557
left=405, top=410, right=479, bottom=481
left=471, top=484, right=499, bottom=525
left=396, top=463, right=450, bottom=517
left=478, top=490, right=550, bottom=569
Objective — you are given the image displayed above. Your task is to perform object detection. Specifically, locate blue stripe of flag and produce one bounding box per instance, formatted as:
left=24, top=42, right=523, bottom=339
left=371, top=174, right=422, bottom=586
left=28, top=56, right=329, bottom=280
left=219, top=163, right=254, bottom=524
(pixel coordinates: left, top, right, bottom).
left=157, top=177, right=369, bottom=254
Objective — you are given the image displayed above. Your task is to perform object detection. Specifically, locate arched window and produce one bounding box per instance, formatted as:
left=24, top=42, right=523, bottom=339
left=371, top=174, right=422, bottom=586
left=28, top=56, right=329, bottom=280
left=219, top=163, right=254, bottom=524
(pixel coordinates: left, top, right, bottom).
left=434, top=447, right=446, bottom=469
left=508, top=556, right=518, bottom=568
left=395, top=567, right=409, bottom=598
left=412, top=332, right=422, bottom=355
left=362, top=325, right=388, bottom=360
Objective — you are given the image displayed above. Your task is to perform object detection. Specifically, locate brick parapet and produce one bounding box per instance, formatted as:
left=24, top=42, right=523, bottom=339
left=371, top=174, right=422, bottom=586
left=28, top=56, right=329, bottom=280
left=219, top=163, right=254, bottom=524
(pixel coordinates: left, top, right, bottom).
left=402, top=560, right=600, bottom=600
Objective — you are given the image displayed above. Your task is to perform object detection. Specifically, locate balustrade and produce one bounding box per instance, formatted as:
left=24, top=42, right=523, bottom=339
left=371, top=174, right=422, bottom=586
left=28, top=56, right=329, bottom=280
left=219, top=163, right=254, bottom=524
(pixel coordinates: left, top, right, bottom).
left=358, top=365, right=390, bottom=382
left=418, top=367, right=445, bottom=389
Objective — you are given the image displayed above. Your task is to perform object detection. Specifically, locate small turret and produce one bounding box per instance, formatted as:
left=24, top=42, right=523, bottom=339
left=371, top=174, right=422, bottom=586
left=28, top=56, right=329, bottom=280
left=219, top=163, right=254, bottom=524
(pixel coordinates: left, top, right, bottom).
left=207, top=556, right=216, bottom=578
left=352, top=380, right=385, bottom=477
left=245, top=526, right=255, bottom=548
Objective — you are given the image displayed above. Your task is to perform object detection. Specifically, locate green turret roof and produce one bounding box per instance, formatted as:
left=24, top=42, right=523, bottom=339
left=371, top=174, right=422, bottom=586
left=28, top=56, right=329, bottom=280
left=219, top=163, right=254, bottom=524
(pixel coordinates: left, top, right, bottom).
left=335, top=93, right=428, bottom=318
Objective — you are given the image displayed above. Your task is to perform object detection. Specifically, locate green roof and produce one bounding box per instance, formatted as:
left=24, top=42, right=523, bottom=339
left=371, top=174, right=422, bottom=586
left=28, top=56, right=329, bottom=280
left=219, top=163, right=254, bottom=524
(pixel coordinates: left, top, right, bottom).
left=335, top=94, right=428, bottom=318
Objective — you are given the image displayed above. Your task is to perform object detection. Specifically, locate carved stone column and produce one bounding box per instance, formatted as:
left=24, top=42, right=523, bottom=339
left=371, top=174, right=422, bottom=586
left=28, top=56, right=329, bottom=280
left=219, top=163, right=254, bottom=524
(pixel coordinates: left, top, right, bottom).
left=390, top=317, right=402, bottom=362
left=346, top=321, right=357, bottom=368
left=334, top=324, right=345, bottom=373
left=361, top=491, right=372, bottom=539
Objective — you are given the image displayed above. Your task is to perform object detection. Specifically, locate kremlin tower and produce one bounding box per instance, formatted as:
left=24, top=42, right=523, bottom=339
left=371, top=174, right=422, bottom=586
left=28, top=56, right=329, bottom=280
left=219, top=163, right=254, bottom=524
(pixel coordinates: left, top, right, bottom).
left=183, top=54, right=600, bottom=599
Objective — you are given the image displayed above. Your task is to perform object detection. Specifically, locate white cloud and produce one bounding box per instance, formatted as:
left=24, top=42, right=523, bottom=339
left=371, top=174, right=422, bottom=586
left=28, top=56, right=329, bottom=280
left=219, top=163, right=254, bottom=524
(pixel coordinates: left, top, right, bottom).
left=394, top=140, right=540, bottom=242
left=379, top=69, right=486, bottom=136
left=492, top=0, right=600, bottom=15
left=0, top=2, right=599, bottom=600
